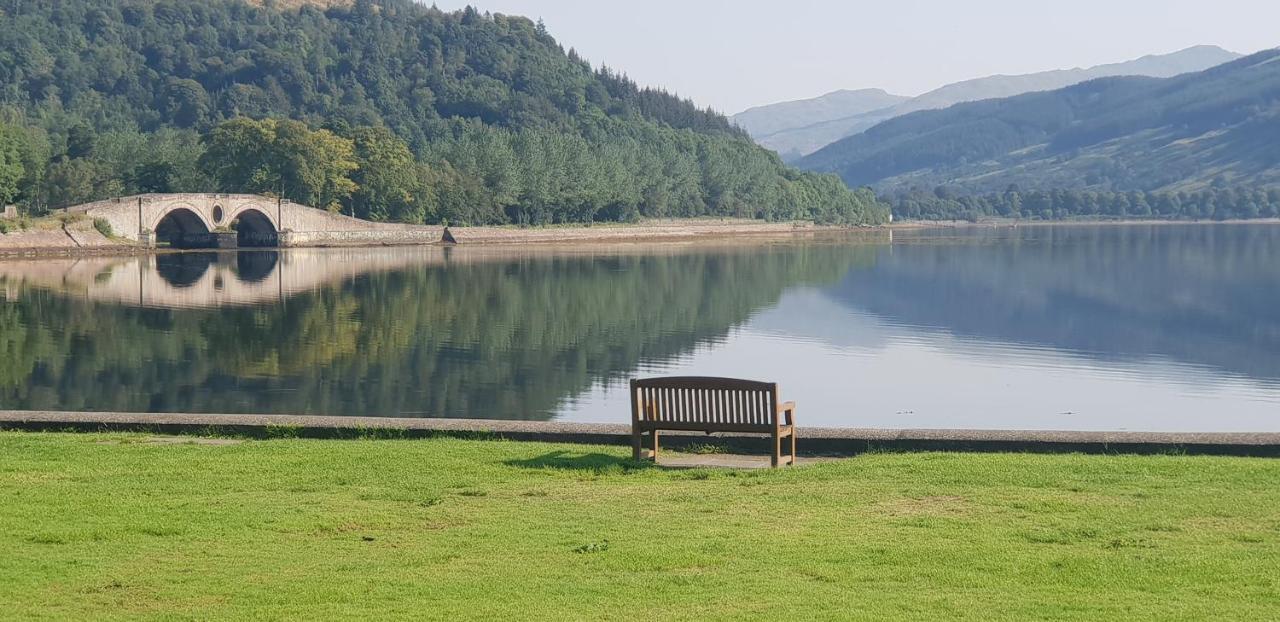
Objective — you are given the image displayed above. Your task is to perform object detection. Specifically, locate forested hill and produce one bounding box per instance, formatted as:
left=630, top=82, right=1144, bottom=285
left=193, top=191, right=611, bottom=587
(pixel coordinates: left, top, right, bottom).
left=741, top=45, right=1239, bottom=160
left=0, top=0, right=886, bottom=225
left=797, top=48, right=1280, bottom=195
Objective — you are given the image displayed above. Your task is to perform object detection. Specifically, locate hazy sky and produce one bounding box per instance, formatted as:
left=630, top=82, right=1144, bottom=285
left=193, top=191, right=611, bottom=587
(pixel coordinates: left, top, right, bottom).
left=429, top=0, right=1279, bottom=114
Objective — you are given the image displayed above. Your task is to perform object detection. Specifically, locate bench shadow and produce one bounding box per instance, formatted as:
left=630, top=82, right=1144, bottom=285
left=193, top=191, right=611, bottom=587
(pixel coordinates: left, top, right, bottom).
left=504, top=450, right=656, bottom=473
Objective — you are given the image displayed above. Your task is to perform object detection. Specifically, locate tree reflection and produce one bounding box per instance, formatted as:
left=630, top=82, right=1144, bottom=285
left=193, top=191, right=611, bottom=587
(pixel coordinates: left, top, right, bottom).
left=0, top=243, right=874, bottom=418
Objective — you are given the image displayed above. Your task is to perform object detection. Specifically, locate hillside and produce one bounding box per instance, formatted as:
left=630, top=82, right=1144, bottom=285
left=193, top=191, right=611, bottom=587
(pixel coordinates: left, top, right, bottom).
left=746, top=46, right=1241, bottom=159
left=797, top=48, right=1280, bottom=194
left=0, top=0, right=885, bottom=226
left=731, top=89, right=908, bottom=148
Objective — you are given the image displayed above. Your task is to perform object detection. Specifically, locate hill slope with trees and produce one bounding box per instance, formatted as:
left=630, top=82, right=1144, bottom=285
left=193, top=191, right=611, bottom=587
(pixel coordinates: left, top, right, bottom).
left=741, top=46, right=1240, bottom=160
left=797, top=49, right=1280, bottom=197
left=0, top=0, right=885, bottom=226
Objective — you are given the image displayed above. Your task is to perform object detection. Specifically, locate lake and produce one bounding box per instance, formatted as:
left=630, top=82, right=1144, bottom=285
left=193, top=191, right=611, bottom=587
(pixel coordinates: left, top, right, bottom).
left=2, top=223, right=1278, bottom=432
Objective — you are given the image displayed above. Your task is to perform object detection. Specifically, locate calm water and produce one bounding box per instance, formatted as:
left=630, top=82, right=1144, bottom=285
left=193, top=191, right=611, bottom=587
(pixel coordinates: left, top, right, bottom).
left=2, top=224, right=1278, bottom=431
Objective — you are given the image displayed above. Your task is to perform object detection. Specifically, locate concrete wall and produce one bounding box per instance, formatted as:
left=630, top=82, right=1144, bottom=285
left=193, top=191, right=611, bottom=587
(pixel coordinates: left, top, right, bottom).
left=1, top=205, right=15, bottom=220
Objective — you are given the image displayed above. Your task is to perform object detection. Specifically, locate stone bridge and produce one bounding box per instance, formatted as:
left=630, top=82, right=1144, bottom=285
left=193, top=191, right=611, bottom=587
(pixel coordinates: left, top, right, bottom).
left=69, top=194, right=444, bottom=248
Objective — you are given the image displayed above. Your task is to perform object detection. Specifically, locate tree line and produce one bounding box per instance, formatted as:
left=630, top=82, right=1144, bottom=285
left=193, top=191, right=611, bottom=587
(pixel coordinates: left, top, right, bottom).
left=889, top=185, right=1280, bottom=222
left=0, top=0, right=886, bottom=226
left=0, top=114, right=885, bottom=226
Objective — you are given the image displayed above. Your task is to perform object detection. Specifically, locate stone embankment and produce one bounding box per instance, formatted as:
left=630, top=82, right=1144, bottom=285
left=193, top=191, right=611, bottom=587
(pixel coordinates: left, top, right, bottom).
left=444, top=219, right=829, bottom=244
left=0, top=217, right=118, bottom=255
left=2, top=411, right=1278, bottom=457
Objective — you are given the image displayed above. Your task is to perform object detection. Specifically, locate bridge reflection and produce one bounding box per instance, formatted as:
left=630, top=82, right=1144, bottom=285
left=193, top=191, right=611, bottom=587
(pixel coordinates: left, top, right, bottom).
left=0, top=248, right=457, bottom=309
left=0, top=239, right=863, bottom=310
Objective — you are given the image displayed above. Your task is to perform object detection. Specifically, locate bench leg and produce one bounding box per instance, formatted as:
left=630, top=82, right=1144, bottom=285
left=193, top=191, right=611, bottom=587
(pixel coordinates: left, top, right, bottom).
left=632, top=428, right=642, bottom=461
left=790, top=428, right=797, bottom=466
left=651, top=429, right=660, bottom=461
left=771, top=432, right=781, bottom=468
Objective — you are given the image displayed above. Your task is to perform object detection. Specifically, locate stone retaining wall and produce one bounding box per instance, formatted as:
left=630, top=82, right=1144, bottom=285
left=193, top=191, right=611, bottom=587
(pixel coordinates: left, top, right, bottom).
left=0, top=219, right=117, bottom=253
left=281, top=227, right=445, bottom=247
left=445, top=220, right=821, bottom=244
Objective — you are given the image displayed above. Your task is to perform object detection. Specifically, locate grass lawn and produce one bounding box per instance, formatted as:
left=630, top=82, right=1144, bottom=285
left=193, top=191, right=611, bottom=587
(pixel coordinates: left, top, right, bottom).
left=2, top=432, right=1278, bottom=620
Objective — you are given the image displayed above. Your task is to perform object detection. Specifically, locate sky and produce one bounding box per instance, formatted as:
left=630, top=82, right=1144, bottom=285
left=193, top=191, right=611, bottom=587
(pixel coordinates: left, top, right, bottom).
left=428, top=0, right=1280, bottom=114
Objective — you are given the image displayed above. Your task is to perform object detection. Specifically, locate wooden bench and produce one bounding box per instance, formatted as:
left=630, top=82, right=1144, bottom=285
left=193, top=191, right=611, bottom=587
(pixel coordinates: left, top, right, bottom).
left=629, top=376, right=797, bottom=467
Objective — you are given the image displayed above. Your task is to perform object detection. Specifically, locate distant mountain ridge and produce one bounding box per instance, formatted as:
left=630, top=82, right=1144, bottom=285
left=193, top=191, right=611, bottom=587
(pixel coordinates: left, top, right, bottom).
left=736, top=45, right=1242, bottom=159
left=732, top=89, right=908, bottom=142
left=795, top=48, right=1280, bottom=193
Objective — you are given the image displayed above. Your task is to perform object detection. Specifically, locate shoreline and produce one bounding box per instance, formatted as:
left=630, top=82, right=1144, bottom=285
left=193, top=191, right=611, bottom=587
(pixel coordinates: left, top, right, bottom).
left=3, top=410, right=1278, bottom=457
left=0, top=218, right=881, bottom=258
left=2, top=216, right=1279, bottom=258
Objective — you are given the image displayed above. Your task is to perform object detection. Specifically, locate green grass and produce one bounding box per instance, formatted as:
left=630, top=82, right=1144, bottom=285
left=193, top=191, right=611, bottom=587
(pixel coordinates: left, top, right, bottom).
left=1, top=432, right=1278, bottom=620
left=92, top=217, right=114, bottom=238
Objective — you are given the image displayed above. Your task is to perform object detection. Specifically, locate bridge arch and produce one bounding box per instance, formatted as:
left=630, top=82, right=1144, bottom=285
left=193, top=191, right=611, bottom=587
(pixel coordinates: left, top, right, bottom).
left=153, top=207, right=214, bottom=248
left=228, top=207, right=279, bottom=247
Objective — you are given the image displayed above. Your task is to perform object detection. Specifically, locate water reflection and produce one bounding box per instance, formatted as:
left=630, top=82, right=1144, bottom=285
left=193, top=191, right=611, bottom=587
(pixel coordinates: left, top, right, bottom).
left=0, top=248, right=450, bottom=309
left=557, top=225, right=1280, bottom=431
left=832, top=225, right=1280, bottom=382
left=0, top=242, right=872, bottom=419
left=155, top=253, right=218, bottom=288
left=1, top=225, right=1278, bottom=431
left=235, top=251, right=279, bottom=283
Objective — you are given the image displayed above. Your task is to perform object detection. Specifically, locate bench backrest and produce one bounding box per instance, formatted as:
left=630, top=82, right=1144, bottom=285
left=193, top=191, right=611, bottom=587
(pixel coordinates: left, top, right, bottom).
left=630, top=376, right=780, bottom=428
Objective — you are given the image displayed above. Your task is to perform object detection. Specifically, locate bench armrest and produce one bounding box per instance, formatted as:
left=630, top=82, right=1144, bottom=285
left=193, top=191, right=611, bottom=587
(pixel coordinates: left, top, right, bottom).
left=778, top=401, right=796, bottom=426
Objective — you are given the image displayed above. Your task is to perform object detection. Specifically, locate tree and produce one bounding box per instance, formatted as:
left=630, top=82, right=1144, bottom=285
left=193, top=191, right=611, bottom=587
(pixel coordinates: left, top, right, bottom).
left=272, top=120, right=358, bottom=211
left=348, top=126, right=425, bottom=222
left=66, top=123, right=96, bottom=160
left=163, top=78, right=211, bottom=129
left=44, top=159, right=102, bottom=208
left=200, top=118, right=358, bottom=211
left=0, top=123, right=24, bottom=206
left=132, top=161, right=177, bottom=193
left=199, top=118, right=280, bottom=195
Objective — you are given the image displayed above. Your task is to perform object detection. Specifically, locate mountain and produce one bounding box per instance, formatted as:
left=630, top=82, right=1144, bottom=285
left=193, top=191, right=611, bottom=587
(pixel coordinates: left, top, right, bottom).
left=0, top=0, right=885, bottom=225
left=742, top=46, right=1242, bottom=159
left=796, top=48, right=1280, bottom=194
left=731, top=89, right=908, bottom=146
